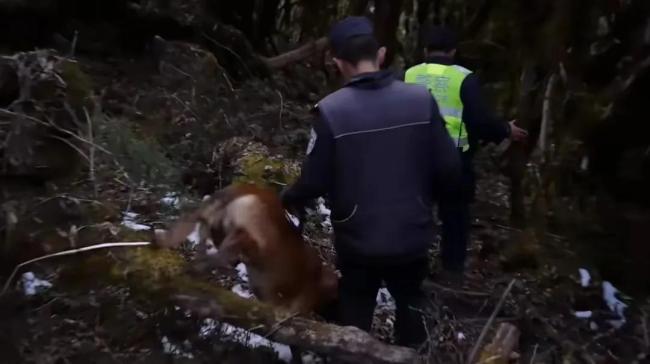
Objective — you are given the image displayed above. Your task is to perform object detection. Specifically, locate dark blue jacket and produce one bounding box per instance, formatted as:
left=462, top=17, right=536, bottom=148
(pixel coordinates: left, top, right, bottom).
left=282, top=70, right=461, bottom=264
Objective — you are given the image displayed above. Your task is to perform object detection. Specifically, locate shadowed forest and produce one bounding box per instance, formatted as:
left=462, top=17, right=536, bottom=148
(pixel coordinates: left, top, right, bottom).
left=1, top=0, right=650, bottom=363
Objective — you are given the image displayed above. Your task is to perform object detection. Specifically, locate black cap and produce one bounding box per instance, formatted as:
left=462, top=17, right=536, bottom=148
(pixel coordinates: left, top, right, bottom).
left=329, top=16, right=375, bottom=56
left=423, top=26, right=458, bottom=51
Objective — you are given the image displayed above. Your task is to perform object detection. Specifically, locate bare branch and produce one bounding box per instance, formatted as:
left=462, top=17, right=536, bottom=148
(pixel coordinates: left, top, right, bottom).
left=1, top=241, right=152, bottom=296
left=467, top=279, right=516, bottom=364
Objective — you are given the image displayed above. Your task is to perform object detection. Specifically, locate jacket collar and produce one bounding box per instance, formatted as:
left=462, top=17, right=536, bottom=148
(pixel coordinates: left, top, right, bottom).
left=424, top=55, right=454, bottom=66
left=345, top=69, right=395, bottom=89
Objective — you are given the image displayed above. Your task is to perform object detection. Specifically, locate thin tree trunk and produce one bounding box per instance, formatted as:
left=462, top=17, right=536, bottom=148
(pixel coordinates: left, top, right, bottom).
left=374, top=0, right=405, bottom=67
left=509, top=63, right=537, bottom=228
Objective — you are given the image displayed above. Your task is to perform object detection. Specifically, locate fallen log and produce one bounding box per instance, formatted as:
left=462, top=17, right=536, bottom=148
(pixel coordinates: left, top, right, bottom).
left=174, top=293, right=419, bottom=364
left=262, top=37, right=328, bottom=69
left=20, top=242, right=418, bottom=364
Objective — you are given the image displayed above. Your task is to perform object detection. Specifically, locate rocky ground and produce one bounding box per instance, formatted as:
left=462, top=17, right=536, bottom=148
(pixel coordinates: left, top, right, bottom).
left=1, top=43, right=649, bottom=364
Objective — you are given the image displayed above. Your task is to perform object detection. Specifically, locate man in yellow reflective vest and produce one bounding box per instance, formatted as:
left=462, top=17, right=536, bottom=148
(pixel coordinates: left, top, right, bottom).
left=404, top=26, right=528, bottom=285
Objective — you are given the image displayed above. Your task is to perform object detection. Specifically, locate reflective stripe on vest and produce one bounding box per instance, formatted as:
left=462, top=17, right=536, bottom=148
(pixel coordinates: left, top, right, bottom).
left=404, top=63, right=471, bottom=152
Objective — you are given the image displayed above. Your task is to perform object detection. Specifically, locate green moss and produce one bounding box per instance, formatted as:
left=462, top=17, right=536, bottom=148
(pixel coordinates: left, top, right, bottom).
left=231, top=150, right=299, bottom=190
left=113, top=248, right=186, bottom=288
left=233, top=154, right=292, bottom=186
left=58, top=59, right=93, bottom=110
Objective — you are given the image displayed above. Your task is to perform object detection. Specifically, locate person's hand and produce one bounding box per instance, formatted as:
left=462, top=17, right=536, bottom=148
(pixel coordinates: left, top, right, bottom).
left=509, top=120, right=529, bottom=142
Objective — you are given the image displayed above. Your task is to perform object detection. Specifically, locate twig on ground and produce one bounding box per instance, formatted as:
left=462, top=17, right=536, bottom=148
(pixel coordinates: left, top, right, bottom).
left=537, top=72, right=558, bottom=162
left=70, top=30, right=79, bottom=57
left=493, top=223, right=567, bottom=242
left=221, top=72, right=235, bottom=92
left=276, top=90, right=284, bottom=130
left=83, top=106, right=98, bottom=197
left=423, top=280, right=491, bottom=298
left=264, top=312, right=299, bottom=338
left=466, top=278, right=516, bottom=364
left=1, top=241, right=151, bottom=296
left=166, top=64, right=195, bottom=81
left=643, top=310, right=649, bottom=350
left=168, top=93, right=199, bottom=119
left=201, top=32, right=254, bottom=78
left=0, top=108, right=113, bottom=156
left=530, top=343, right=538, bottom=364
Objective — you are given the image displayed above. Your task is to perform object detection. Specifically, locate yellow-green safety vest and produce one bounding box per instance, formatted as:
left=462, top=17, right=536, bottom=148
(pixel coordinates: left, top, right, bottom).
left=404, top=63, right=471, bottom=152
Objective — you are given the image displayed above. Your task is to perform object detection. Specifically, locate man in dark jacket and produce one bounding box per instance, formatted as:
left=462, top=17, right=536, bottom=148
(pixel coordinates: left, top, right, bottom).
left=281, top=17, right=461, bottom=347
left=404, top=27, right=528, bottom=284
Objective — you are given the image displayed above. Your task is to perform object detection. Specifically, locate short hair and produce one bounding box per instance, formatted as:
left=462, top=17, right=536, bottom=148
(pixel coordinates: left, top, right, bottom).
left=333, top=35, right=380, bottom=65
left=423, top=26, right=458, bottom=52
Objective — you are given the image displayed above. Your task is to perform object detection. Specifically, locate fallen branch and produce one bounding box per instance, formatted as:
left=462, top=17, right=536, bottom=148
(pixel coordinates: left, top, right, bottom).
left=174, top=294, right=419, bottom=364
left=537, top=72, right=558, bottom=162
left=422, top=279, right=491, bottom=298
left=0, top=241, right=151, bottom=296
left=1, top=239, right=417, bottom=363
left=467, top=279, right=516, bottom=364
left=0, top=108, right=113, bottom=156
left=262, top=37, right=328, bottom=69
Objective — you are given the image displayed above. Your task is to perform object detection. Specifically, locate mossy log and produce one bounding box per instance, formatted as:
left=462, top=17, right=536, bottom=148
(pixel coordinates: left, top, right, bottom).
left=55, top=245, right=418, bottom=364
left=174, top=293, right=419, bottom=364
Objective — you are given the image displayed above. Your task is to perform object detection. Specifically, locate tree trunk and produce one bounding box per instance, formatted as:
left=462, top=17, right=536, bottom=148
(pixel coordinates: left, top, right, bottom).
left=374, top=0, right=404, bottom=67
left=509, top=63, right=537, bottom=228
left=417, top=0, right=432, bottom=26
left=252, top=0, right=280, bottom=53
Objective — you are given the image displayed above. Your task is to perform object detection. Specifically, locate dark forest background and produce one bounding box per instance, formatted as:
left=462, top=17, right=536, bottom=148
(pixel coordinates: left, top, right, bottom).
left=1, top=1, right=650, bottom=363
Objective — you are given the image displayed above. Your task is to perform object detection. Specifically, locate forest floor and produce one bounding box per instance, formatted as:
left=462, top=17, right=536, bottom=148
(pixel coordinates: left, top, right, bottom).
left=1, top=47, right=649, bottom=364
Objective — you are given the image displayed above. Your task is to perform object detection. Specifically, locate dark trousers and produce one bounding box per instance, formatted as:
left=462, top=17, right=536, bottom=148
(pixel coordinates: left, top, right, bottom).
left=332, top=256, right=429, bottom=348
left=438, top=152, right=475, bottom=272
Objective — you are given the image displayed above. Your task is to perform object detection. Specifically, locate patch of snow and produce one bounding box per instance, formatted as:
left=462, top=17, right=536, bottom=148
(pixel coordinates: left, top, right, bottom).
left=161, top=336, right=194, bottom=359
left=21, top=272, right=52, bottom=296
left=578, top=268, right=591, bottom=287
left=376, top=288, right=396, bottom=310
left=186, top=223, right=201, bottom=247
left=206, top=244, right=218, bottom=256
left=236, top=263, right=249, bottom=283
left=590, top=321, right=599, bottom=331
left=580, top=156, right=589, bottom=171
left=161, top=193, right=180, bottom=208
left=457, top=332, right=466, bottom=342
left=316, top=198, right=332, bottom=231
left=574, top=310, right=593, bottom=319
left=220, top=322, right=293, bottom=362
left=232, top=284, right=254, bottom=299
left=602, top=281, right=628, bottom=328
left=202, top=195, right=211, bottom=201
left=199, top=318, right=218, bottom=338
left=121, top=212, right=151, bottom=231
left=285, top=210, right=300, bottom=228
left=300, top=352, right=322, bottom=363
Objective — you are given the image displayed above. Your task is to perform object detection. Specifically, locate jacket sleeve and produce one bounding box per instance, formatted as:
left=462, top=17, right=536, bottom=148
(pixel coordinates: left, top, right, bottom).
left=281, top=108, right=334, bottom=211
left=428, top=97, right=462, bottom=202
left=461, top=73, right=511, bottom=145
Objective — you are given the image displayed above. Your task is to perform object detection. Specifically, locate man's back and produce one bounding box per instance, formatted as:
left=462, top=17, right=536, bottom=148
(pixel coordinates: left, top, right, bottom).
left=316, top=71, right=459, bottom=260
left=281, top=16, right=463, bottom=348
